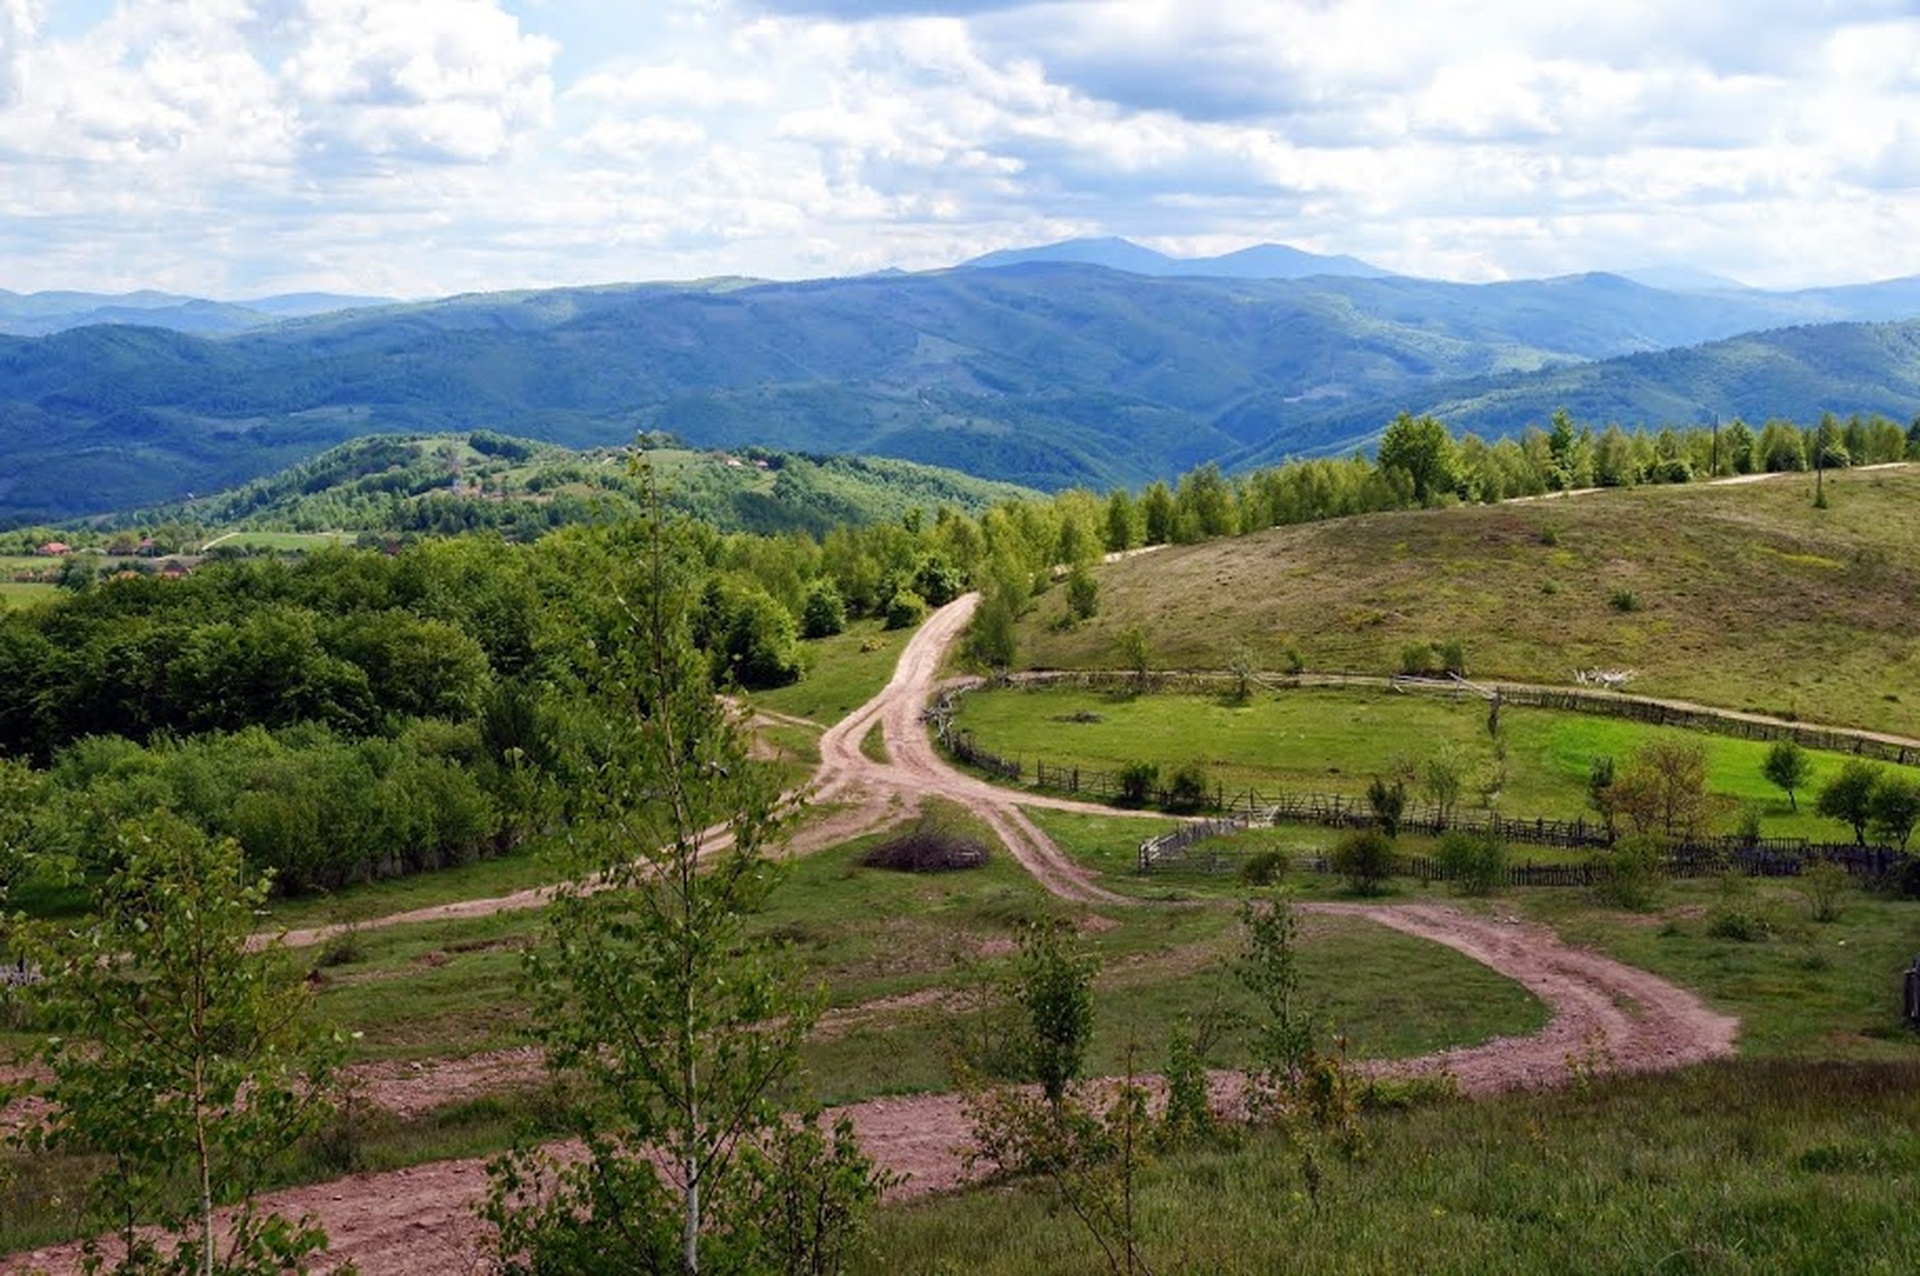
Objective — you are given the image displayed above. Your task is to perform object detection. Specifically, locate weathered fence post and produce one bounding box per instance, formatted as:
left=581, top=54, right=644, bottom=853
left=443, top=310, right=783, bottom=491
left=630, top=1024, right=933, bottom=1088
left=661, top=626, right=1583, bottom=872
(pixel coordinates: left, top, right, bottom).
left=1906, top=956, right=1920, bottom=1029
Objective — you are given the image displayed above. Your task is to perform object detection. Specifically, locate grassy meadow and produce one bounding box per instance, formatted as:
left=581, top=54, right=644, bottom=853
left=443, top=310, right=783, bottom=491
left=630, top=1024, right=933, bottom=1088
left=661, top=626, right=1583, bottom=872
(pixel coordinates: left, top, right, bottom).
left=952, top=685, right=1920, bottom=843
left=1023, top=466, right=1920, bottom=737
left=863, top=1059, right=1920, bottom=1275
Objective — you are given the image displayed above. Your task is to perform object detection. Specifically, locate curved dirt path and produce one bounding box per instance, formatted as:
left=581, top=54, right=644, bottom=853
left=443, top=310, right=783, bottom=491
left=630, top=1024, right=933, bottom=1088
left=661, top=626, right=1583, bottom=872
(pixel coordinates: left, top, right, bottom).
left=0, top=901, right=1738, bottom=1276
left=3, top=596, right=1744, bottom=1275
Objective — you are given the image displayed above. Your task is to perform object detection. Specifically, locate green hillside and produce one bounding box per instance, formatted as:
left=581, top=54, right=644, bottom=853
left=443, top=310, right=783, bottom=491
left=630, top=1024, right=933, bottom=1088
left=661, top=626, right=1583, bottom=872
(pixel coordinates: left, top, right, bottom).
left=1020, top=465, right=1920, bottom=738
left=15, top=264, right=1920, bottom=524
left=141, top=432, right=1039, bottom=538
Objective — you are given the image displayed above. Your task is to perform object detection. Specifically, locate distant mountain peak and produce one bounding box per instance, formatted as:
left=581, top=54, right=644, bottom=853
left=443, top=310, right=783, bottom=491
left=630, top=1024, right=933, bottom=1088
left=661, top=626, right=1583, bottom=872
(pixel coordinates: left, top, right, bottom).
left=956, top=237, right=1392, bottom=281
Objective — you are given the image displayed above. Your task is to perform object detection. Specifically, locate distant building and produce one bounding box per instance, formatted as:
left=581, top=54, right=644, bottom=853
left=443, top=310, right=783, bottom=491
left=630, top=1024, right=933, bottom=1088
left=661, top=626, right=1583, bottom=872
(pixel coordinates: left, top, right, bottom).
left=37, top=541, right=69, bottom=556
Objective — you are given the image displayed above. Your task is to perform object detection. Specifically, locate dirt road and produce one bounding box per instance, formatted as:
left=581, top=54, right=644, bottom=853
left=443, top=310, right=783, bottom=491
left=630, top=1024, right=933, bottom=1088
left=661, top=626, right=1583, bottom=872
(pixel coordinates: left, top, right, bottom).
left=1, top=595, right=1742, bottom=1275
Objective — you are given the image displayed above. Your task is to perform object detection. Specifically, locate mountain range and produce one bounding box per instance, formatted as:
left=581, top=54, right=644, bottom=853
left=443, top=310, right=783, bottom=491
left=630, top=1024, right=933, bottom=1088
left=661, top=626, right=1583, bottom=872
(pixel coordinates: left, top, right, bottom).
left=4, top=239, right=1920, bottom=524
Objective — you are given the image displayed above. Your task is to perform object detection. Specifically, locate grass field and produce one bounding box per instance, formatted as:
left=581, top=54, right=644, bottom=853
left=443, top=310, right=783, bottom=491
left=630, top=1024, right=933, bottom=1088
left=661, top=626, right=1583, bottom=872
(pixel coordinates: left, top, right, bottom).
left=863, top=1059, right=1920, bottom=1275
left=952, top=686, right=1919, bottom=843
left=750, top=620, right=903, bottom=725
left=1022, top=467, right=1920, bottom=737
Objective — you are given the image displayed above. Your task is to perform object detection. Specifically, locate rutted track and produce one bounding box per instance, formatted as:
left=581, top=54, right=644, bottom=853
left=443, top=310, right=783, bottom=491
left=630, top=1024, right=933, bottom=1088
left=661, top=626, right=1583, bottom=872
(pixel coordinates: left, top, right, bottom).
left=2, top=595, right=1742, bottom=1275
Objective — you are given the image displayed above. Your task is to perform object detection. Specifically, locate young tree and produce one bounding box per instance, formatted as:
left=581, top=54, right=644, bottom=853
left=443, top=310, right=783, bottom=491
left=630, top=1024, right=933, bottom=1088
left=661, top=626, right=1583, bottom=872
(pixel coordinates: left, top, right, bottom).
left=1816, top=759, right=1883, bottom=847
left=1065, top=564, right=1100, bottom=626
left=1871, top=774, right=1920, bottom=852
left=486, top=512, right=885, bottom=1274
left=1610, top=739, right=1719, bottom=843
left=1762, top=738, right=1812, bottom=811
left=14, top=814, right=339, bottom=1275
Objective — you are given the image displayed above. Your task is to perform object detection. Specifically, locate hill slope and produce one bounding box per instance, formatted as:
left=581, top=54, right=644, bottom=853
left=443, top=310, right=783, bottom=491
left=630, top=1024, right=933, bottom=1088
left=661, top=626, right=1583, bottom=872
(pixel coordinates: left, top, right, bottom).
left=1022, top=466, right=1920, bottom=738
left=142, top=432, right=1040, bottom=538
left=7, top=266, right=1920, bottom=522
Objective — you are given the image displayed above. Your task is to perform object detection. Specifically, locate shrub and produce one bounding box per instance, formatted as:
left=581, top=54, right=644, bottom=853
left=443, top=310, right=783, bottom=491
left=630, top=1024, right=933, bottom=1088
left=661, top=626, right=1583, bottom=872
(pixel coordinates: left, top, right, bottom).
left=1707, top=904, right=1774, bottom=942
left=1608, top=588, right=1642, bottom=613
left=1238, top=849, right=1288, bottom=887
left=1366, top=775, right=1407, bottom=838
left=1438, top=638, right=1466, bottom=676
left=799, top=581, right=846, bottom=639
left=883, top=588, right=928, bottom=631
left=1398, top=643, right=1437, bottom=676
left=1330, top=829, right=1398, bottom=896
left=1064, top=566, right=1099, bottom=625
left=1116, top=761, right=1159, bottom=808
left=1434, top=831, right=1506, bottom=897
left=1591, top=835, right=1666, bottom=911
left=1163, top=760, right=1212, bottom=814
left=1800, top=859, right=1848, bottom=923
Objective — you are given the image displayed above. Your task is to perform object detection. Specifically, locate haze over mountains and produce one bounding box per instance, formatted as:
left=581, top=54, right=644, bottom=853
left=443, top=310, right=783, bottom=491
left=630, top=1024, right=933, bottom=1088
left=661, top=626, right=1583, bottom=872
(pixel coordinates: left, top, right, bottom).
left=4, top=238, right=1920, bottom=524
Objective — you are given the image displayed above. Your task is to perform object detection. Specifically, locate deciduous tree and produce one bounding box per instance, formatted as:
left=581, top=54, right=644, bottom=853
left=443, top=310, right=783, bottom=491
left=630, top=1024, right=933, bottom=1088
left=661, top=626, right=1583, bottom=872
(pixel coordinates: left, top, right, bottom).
left=485, top=510, right=884, bottom=1275
left=14, top=814, right=339, bottom=1276
left=1762, top=739, right=1812, bottom=811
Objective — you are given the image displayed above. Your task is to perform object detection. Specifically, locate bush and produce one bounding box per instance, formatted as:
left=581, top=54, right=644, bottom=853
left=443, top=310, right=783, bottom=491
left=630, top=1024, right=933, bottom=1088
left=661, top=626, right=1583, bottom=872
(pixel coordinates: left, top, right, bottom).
left=1434, top=831, right=1506, bottom=897
left=1366, top=775, right=1407, bottom=838
left=1116, top=761, right=1159, bottom=808
left=1163, top=760, right=1212, bottom=814
left=1800, top=859, right=1848, bottom=922
left=1608, top=588, right=1642, bottom=613
left=883, top=588, right=928, bottom=631
left=1238, top=849, right=1288, bottom=887
left=1330, top=829, right=1398, bottom=896
left=1706, top=904, right=1774, bottom=942
left=1398, top=643, right=1437, bottom=676
left=800, top=582, right=846, bottom=639
left=1591, top=835, right=1666, bottom=911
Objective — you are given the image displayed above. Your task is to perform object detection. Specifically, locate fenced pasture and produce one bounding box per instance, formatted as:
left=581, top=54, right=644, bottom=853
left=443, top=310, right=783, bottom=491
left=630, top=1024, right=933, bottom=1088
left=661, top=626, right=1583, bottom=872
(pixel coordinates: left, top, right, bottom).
left=935, top=681, right=1920, bottom=846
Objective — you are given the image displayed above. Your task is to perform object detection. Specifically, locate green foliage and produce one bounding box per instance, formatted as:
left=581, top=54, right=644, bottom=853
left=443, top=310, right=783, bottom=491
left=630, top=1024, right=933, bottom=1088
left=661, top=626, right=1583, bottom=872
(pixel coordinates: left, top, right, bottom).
left=1763, top=739, right=1812, bottom=811
left=1365, top=776, right=1407, bottom=839
left=1705, top=871, right=1776, bottom=942
left=1869, top=774, right=1920, bottom=851
left=1236, top=893, right=1313, bottom=1099
left=1610, top=739, right=1718, bottom=844
left=1237, top=849, right=1289, bottom=887
left=1434, top=831, right=1507, bottom=897
left=1799, top=859, right=1849, bottom=923
left=699, top=574, right=805, bottom=689
left=11, top=814, right=339, bottom=1274
left=1010, top=920, right=1100, bottom=1108
left=1608, top=587, right=1641, bottom=613
left=1591, top=834, right=1667, bottom=911
left=963, top=585, right=1020, bottom=674
left=1376, top=411, right=1461, bottom=505
left=1161, top=760, right=1212, bottom=814
left=1116, top=761, right=1159, bottom=809
left=1064, top=565, right=1100, bottom=626
left=801, top=580, right=848, bottom=639
left=1817, top=759, right=1882, bottom=846
left=1330, top=829, right=1398, bottom=895
left=883, top=587, right=928, bottom=631
left=486, top=504, right=884, bottom=1274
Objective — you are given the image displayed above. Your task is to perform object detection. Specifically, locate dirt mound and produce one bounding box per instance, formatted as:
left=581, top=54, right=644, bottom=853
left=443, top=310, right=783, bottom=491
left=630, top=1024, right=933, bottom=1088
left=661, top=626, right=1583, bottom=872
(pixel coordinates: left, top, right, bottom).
left=861, top=827, right=990, bottom=872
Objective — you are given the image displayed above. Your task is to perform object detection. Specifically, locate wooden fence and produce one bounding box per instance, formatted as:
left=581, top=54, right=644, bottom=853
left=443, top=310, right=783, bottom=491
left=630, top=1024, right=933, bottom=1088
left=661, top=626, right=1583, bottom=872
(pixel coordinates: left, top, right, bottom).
left=994, top=668, right=1920, bottom=767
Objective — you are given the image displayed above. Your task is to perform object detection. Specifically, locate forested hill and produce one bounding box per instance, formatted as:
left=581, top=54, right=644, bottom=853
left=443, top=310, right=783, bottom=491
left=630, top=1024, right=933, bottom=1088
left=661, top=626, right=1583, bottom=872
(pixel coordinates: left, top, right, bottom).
left=1234, top=319, right=1920, bottom=465
left=146, top=433, right=1039, bottom=539
left=8, top=263, right=1920, bottom=522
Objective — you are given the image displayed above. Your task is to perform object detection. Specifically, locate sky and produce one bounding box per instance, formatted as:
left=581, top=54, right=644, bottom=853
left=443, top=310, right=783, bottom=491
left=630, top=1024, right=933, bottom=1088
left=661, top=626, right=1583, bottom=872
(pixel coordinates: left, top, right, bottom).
left=5, top=0, right=1920, bottom=299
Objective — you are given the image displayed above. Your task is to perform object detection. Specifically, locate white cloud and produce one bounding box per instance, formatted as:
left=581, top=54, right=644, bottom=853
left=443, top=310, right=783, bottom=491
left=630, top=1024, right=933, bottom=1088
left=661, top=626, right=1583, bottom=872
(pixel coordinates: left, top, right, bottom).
left=4, top=0, right=1920, bottom=294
